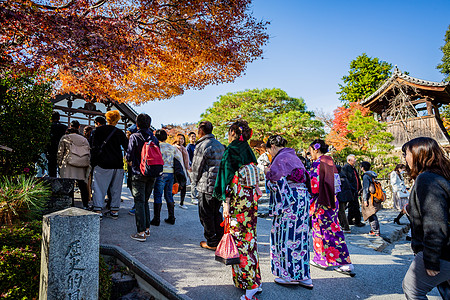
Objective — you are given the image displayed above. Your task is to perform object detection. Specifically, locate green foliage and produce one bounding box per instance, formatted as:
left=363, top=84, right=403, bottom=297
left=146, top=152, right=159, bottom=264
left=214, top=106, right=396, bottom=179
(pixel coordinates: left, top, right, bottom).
left=0, top=72, right=53, bottom=176
left=0, top=175, right=51, bottom=225
left=337, top=53, right=392, bottom=105
left=0, top=221, right=112, bottom=299
left=201, top=88, right=324, bottom=150
left=331, top=111, right=397, bottom=179
left=0, top=221, right=42, bottom=299
left=99, top=256, right=112, bottom=300
left=437, top=24, right=450, bottom=82
left=347, top=110, right=394, bottom=153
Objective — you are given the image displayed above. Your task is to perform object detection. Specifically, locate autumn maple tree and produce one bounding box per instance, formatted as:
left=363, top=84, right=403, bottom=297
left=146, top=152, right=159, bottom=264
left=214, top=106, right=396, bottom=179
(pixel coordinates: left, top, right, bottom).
left=0, top=0, right=269, bottom=104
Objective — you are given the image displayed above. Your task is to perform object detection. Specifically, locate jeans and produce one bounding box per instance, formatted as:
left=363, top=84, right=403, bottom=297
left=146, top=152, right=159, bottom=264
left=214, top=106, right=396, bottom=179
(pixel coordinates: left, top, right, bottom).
left=131, top=174, right=155, bottom=233
left=198, top=192, right=223, bottom=247
left=153, top=173, right=174, bottom=204
left=368, top=214, right=380, bottom=234
left=403, top=251, right=450, bottom=300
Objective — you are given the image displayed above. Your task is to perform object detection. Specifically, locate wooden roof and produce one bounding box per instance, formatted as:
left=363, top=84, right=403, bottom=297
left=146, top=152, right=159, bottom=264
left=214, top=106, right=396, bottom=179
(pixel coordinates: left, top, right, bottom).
left=52, top=93, right=139, bottom=123
left=360, top=68, right=450, bottom=114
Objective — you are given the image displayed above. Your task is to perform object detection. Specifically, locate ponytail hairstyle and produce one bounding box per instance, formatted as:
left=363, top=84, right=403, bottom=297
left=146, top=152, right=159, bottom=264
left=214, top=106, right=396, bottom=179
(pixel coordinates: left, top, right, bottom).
left=229, top=120, right=252, bottom=141
left=402, top=137, right=450, bottom=180
left=266, top=135, right=288, bottom=148
left=309, top=139, right=329, bottom=154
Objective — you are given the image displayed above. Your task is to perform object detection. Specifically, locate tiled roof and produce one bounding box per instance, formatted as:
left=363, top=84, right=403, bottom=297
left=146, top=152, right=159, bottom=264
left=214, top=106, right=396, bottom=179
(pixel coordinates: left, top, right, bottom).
left=361, top=67, right=448, bottom=105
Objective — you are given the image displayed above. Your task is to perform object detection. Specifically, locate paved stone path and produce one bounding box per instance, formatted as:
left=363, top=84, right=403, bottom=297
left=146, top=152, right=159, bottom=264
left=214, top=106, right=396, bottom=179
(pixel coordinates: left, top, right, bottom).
left=76, top=185, right=441, bottom=300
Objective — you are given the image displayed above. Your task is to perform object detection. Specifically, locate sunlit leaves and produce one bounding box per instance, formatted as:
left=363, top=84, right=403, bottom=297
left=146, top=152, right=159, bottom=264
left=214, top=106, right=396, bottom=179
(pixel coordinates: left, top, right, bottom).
left=1, top=0, right=269, bottom=103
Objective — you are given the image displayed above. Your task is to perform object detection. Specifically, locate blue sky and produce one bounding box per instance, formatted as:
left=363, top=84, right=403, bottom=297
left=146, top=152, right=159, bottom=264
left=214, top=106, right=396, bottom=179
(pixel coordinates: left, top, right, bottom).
left=133, top=0, right=450, bottom=129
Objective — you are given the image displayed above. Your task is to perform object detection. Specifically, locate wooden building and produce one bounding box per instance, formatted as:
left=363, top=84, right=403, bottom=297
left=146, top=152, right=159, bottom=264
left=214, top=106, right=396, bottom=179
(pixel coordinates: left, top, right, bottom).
left=52, top=94, right=138, bottom=131
left=360, top=68, right=450, bottom=148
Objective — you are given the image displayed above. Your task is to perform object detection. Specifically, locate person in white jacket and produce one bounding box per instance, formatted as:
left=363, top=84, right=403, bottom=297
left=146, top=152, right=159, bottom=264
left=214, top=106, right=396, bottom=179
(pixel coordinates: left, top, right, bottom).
left=390, top=163, right=409, bottom=225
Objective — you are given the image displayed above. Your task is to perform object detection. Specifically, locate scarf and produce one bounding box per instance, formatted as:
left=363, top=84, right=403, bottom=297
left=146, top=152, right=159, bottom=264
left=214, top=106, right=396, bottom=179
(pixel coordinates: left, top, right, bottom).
left=266, top=148, right=304, bottom=182
left=318, top=155, right=338, bottom=209
left=213, top=140, right=257, bottom=201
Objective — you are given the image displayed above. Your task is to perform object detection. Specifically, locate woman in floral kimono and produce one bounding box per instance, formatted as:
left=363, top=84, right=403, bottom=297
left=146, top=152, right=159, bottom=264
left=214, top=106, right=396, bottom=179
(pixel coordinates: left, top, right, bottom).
left=308, top=139, right=355, bottom=277
left=264, top=135, right=313, bottom=289
left=213, top=120, right=262, bottom=300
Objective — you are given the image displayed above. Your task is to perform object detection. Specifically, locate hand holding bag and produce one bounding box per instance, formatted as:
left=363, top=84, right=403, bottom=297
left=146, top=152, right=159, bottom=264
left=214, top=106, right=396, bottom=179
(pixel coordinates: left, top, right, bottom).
left=215, top=217, right=240, bottom=265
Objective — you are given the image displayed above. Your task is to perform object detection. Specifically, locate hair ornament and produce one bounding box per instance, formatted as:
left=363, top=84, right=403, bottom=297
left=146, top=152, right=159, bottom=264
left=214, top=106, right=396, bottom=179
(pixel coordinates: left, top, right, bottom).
left=313, top=143, right=321, bottom=150
left=250, top=129, right=253, bottom=138
left=239, top=135, right=244, bottom=141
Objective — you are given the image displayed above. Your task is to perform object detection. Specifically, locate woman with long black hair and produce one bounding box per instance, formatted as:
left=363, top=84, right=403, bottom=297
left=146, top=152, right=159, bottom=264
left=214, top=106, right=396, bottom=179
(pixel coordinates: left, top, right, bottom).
left=401, top=137, right=450, bottom=299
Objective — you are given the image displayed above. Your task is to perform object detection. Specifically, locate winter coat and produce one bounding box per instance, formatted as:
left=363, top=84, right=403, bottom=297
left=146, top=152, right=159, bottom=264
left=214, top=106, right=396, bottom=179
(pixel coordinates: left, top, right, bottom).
left=361, top=170, right=382, bottom=221
left=337, top=171, right=353, bottom=203
left=409, top=171, right=450, bottom=271
left=90, top=125, right=128, bottom=169
left=57, top=133, right=90, bottom=181
left=191, top=134, right=225, bottom=195
left=342, top=163, right=361, bottom=194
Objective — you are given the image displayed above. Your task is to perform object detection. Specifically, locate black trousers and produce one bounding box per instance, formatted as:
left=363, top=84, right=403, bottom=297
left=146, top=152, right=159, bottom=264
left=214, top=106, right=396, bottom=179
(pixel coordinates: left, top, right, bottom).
left=198, top=192, right=224, bottom=247
left=47, top=153, right=58, bottom=177
left=347, top=191, right=362, bottom=224
left=76, top=179, right=90, bottom=208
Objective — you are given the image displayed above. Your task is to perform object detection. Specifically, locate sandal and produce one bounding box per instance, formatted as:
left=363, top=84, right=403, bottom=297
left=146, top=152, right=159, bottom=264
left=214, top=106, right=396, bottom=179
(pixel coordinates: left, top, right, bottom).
left=274, top=277, right=299, bottom=285
left=334, top=266, right=356, bottom=277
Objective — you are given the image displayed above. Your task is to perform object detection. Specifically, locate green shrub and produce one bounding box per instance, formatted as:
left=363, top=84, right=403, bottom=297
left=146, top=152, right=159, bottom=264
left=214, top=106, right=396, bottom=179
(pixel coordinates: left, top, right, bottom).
left=0, top=72, right=53, bottom=176
left=0, top=175, right=51, bottom=225
left=0, top=221, right=42, bottom=299
left=0, top=221, right=112, bottom=299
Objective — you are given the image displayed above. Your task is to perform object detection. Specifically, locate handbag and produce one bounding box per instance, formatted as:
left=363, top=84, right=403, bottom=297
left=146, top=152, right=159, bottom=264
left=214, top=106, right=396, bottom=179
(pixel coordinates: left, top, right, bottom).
left=215, top=217, right=240, bottom=265
left=172, top=183, right=179, bottom=195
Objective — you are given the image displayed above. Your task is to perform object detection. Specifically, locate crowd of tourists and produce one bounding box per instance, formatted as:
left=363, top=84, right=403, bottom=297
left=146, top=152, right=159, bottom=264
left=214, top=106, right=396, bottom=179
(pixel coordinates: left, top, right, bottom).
left=46, top=111, right=449, bottom=300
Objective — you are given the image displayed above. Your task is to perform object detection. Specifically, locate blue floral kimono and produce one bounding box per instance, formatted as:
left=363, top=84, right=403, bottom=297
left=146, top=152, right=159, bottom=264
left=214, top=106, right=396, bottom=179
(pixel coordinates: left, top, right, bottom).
left=268, top=177, right=311, bottom=281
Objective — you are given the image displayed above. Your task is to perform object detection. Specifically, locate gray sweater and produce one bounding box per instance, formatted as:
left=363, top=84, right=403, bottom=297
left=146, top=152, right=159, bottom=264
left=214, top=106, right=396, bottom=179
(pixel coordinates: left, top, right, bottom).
left=409, top=171, right=450, bottom=271
left=191, top=134, right=225, bottom=195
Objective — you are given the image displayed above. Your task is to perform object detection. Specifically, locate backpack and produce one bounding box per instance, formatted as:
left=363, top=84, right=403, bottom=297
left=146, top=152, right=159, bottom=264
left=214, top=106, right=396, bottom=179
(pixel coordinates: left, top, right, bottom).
left=66, top=136, right=90, bottom=168
left=140, top=136, right=164, bottom=177
left=369, top=178, right=386, bottom=203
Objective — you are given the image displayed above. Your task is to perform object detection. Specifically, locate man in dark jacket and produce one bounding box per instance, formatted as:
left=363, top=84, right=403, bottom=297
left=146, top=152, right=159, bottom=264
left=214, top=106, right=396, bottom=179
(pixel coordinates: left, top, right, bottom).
left=342, top=154, right=365, bottom=227
left=47, top=111, right=68, bottom=177
left=90, top=110, right=128, bottom=219
left=191, top=121, right=225, bottom=250
left=126, top=113, right=159, bottom=242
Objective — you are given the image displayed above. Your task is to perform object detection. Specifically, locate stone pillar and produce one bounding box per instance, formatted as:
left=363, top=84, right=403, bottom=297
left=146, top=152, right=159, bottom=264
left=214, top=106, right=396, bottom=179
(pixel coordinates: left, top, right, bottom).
left=39, top=177, right=75, bottom=215
left=39, top=207, right=100, bottom=300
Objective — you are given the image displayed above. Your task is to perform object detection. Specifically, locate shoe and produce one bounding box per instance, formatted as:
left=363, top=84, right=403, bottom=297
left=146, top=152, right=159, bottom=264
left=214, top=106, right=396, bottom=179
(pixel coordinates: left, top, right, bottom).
left=310, top=260, right=328, bottom=270
left=406, top=235, right=412, bottom=241
left=343, top=229, right=351, bottom=234
left=106, top=211, right=119, bottom=220
left=191, top=199, right=198, bottom=205
left=200, top=241, right=216, bottom=251
left=130, top=233, right=146, bottom=242
left=82, top=206, right=89, bottom=210
left=256, top=284, right=262, bottom=294
left=165, top=202, right=176, bottom=224
left=128, top=209, right=135, bottom=216
left=179, top=204, right=188, bottom=209
left=94, top=211, right=103, bottom=220
left=150, top=203, right=162, bottom=226
left=240, top=295, right=259, bottom=300
left=355, top=223, right=365, bottom=227
left=369, top=231, right=380, bottom=236
left=334, top=266, right=356, bottom=277
left=274, top=277, right=299, bottom=285
left=144, top=229, right=150, bottom=237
